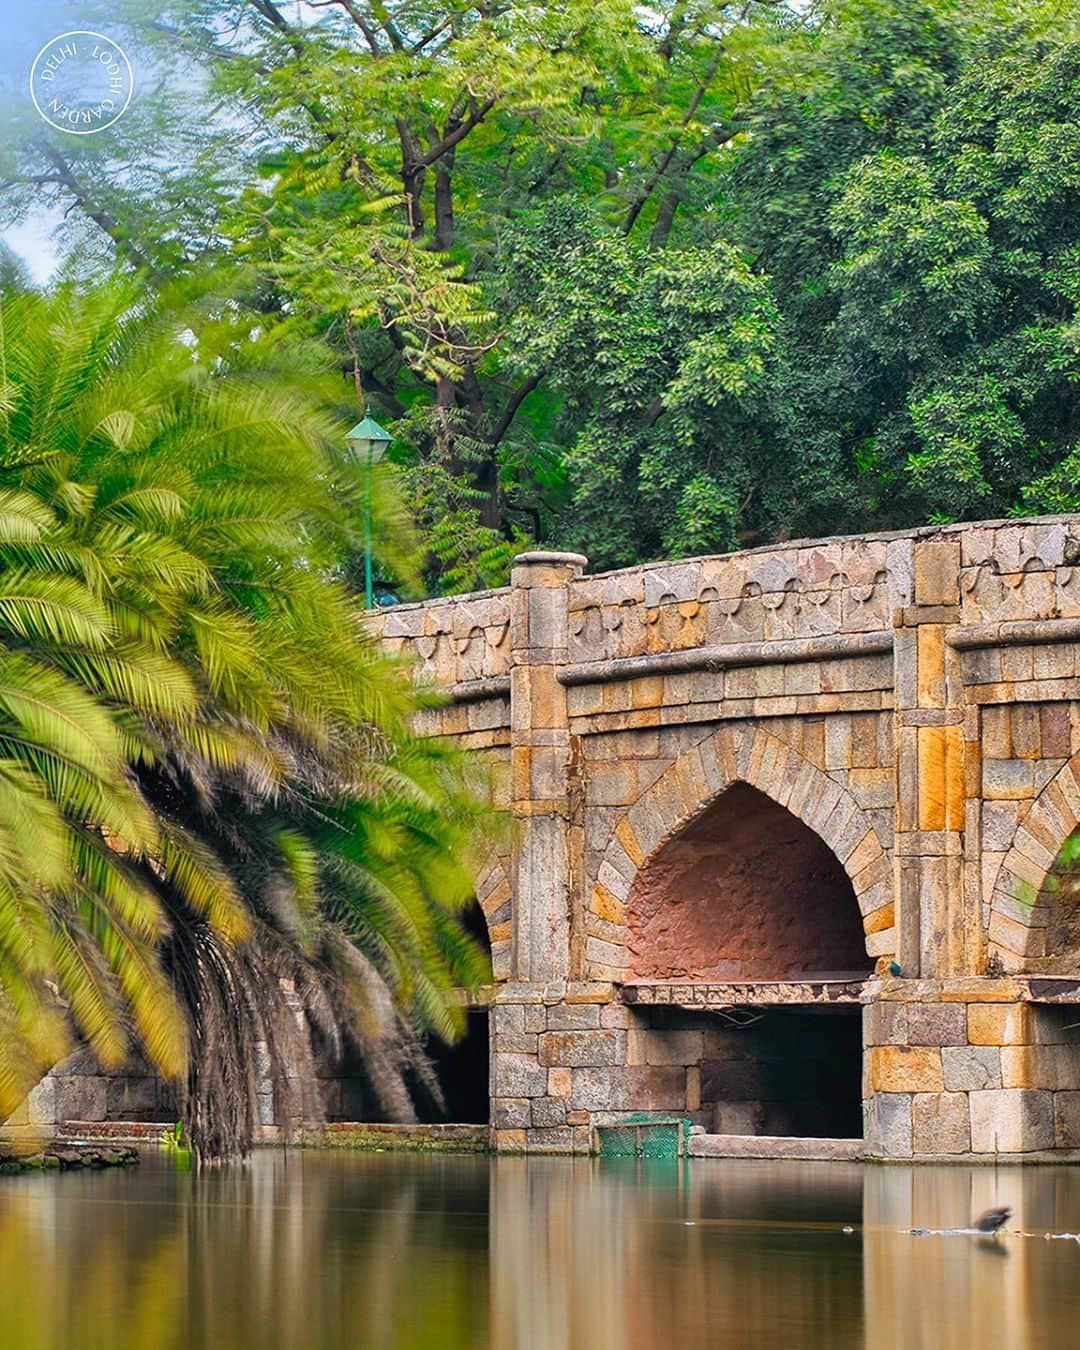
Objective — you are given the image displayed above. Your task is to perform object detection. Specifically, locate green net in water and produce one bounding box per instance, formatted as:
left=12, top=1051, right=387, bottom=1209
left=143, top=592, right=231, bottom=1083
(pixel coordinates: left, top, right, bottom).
left=594, top=1115, right=689, bottom=1159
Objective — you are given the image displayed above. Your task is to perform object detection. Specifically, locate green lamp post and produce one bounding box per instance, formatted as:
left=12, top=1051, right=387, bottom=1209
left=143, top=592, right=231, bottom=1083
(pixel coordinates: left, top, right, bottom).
left=345, top=415, right=393, bottom=609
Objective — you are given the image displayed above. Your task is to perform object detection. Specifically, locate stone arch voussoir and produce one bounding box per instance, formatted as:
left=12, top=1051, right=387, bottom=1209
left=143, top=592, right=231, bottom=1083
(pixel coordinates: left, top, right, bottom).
left=988, top=753, right=1080, bottom=971
left=473, top=851, right=513, bottom=980
left=585, top=722, right=896, bottom=982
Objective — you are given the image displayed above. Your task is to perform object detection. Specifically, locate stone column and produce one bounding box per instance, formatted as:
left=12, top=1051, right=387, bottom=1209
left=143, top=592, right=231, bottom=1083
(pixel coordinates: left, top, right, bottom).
left=892, top=537, right=973, bottom=978
left=509, top=551, right=586, bottom=982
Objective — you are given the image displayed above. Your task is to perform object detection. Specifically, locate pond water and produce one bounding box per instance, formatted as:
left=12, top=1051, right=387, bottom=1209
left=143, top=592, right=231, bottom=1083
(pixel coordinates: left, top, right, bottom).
left=0, top=1150, right=1077, bottom=1349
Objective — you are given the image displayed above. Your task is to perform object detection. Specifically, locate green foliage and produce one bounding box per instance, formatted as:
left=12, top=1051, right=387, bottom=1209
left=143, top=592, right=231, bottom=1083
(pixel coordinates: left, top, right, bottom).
left=0, top=274, right=491, bottom=1151
left=6, top=1, right=1080, bottom=573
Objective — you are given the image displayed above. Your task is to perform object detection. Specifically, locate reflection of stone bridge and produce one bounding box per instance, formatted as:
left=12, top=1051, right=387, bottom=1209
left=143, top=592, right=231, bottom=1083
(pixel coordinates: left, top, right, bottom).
left=372, top=518, right=1080, bottom=1159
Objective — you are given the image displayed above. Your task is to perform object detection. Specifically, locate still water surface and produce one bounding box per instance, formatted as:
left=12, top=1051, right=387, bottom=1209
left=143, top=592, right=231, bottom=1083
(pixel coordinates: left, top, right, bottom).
left=0, top=1151, right=1077, bottom=1349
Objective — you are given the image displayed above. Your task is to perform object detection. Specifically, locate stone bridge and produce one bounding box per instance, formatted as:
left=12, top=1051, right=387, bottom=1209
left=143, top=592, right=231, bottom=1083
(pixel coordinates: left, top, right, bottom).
left=371, top=516, right=1080, bottom=1160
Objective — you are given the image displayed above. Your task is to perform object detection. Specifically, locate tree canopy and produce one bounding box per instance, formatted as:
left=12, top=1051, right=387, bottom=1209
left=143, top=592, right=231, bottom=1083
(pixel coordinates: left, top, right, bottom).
left=7, top=1, right=1078, bottom=581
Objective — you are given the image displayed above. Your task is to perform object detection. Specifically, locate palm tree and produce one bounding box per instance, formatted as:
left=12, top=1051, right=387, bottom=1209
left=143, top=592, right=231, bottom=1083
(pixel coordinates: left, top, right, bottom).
left=0, top=275, right=490, bottom=1154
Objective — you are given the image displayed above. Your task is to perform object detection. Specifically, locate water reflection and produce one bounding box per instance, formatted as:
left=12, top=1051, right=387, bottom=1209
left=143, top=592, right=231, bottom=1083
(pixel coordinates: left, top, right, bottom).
left=0, top=1153, right=1078, bottom=1349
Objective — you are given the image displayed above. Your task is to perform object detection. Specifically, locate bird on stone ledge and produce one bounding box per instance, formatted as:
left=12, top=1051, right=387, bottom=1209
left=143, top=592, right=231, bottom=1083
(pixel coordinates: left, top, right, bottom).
left=887, top=960, right=902, bottom=977
left=974, top=1206, right=1012, bottom=1234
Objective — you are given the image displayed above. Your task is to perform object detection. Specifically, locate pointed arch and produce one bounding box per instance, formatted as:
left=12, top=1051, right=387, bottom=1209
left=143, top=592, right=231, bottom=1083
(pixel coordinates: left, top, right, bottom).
left=988, top=753, right=1080, bottom=970
left=585, top=722, right=895, bottom=981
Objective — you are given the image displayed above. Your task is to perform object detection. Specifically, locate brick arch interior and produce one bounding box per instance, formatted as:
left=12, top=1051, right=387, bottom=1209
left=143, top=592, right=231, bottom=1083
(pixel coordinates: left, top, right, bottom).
left=989, top=754, right=1080, bottom=971
left=586, top=722, right=895, bottom=982
left=628, top=782, right=873, bottom=980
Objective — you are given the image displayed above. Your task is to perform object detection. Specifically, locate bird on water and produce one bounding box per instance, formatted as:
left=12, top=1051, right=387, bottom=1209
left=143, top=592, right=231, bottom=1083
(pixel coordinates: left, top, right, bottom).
left=974, top=1206, right=1012, bottom=1234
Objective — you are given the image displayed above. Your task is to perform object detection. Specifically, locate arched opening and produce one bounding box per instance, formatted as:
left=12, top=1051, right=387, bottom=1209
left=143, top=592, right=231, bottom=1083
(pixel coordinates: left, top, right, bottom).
left=415, top=899, right=491, bottom=1124
left=626, top=782, right=871, bottom=1140
left=628, top=782, right=872, bottom=982
left=1031, top=828, right=1080, bottom=973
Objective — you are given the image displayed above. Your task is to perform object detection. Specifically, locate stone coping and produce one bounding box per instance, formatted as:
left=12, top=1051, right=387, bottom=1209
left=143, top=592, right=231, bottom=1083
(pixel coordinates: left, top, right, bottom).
left=870, top=976, right=1080, bottom=1003
left=623, top=979, right=867, bottom=1008
left=689, top=1134, right=864, bottom=1161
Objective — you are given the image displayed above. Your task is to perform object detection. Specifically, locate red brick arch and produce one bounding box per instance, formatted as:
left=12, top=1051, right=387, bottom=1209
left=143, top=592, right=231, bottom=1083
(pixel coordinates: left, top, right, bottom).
left=585, top=722, right=895, bottom=982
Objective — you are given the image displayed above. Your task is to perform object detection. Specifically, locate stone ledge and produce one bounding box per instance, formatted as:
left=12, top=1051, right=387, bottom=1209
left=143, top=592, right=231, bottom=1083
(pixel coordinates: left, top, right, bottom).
left=869, top=977, right=1080, bottom=1004
left=54, top=1120, right=170, bottom=1143
left=688, top=1134, right=864, bottom=1161
left=559, top=631, right=894, bottom=689
left=304, top=1123, right=489, bottom=1153
left=623, top=979, right=867, bottom=1009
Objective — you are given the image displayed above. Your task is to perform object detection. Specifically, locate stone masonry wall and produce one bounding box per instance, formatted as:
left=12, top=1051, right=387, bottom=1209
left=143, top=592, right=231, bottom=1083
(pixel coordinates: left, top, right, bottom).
left=381, top=519, right=1080, bottom=1157
left=27, top=516, right=1080, bottom=1154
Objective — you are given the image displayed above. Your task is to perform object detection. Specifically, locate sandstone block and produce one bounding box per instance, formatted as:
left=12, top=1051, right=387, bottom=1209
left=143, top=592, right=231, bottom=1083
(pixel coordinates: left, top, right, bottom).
left=983, top=759, right=1035, bottom=801
left=495, top=1032, right=539, bottom=1055
left=570, top=1068, right=629, bottom=1111
left=492, top=1004, right=524, bottom=1035
left=531, top=1097, right=568, bottom=1127
left=525, top=1125, right=573, bottom=1153
left=645, top=1030, right=704, bottom=1066
left=941, top=1045, right=1001, bottom=1092
left=493, top=1054, right=548, bottom=1099
left=914, top=541, right=960, bottom=606
left=865, top=1092, right=913, bottom=1158
left=564, top=982, right=615, bottom=1004
left=1053, top=1091, right=1080, bottom=1148
left=715, top=1102, right=758, bottom=1135
left=493, top=1099, right=532, bottom=1130
left=906, top=1004, right=967, bottom=1046
left=56, top=1076, right=107, bottom=1123
left=548, top=1068, right=572, bottom=1098
left=26, top=1077, right=56, bottom=1127
left=864, top=1001, right=909, bottom=1046
left=494, top=1129, right=527, bottom=1152
left=869, top=1046, right=944, bottom=1093
left=968, top=1003, right=1030, bottom=1046
left=626, top=1066, right=687, bottom=1111
left=1002, top=1044, right=1080, bottom=1091
left=539, top=1030, right=626, bottom=1068
left=546, top=1003, right=601, bottom=1031
left=106, top=1077, right=158, bottom=1118
left=913, top=1092, right=970, bottom=1154
left=969, top=1088, right=1055, bottom=1153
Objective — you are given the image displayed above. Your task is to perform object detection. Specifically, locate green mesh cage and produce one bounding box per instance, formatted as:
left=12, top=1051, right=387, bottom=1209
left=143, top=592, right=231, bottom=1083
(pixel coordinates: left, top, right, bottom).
left=594, top=1115, right=689, bottom=1159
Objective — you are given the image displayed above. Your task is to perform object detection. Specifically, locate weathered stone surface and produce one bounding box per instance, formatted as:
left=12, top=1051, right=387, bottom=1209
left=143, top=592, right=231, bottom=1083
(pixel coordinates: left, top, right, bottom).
left=493, top=1055, right=548, bottom=1099
left=941, top=1046, right=1001, bottom=1092
left=865, top=1093, right=913, bottom=1158
left=546, top=1003, right=601, bottom=1031
left=905, top=1004, right=967, bottom=1046
left=493, top=1099, right=532, bottom=1130
left=531, top=1097, right=568, bottom=1127
left=969, top=1088, right=1055, bottom=1153
left=1053, top=1091, right=1080, bottom=1147
left=869, top=1046, right=945, bottom=1093
left=968, top=1003, right=1031, bottom=1046
left=912, top=1092, right=970, bottom=1154
left=538, top=1030, right=626, bottom=1068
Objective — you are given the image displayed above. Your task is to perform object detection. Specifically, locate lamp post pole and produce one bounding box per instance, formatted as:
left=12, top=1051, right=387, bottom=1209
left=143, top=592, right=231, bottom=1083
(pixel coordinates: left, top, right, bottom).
left=363, top=446, right=374, bottom=610
left=345, top=416, right=393, bottom=609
